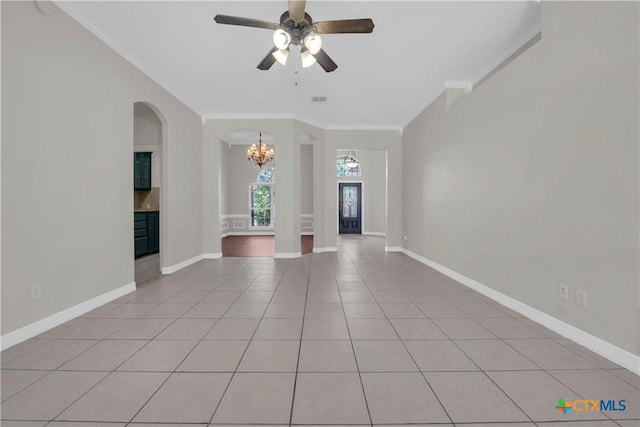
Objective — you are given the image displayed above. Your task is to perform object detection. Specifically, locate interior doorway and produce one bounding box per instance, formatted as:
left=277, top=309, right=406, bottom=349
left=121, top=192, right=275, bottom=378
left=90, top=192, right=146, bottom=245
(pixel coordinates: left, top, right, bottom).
left=133, top=102, right=163, bottom=286
left=338, top=182, right=362, bottom=234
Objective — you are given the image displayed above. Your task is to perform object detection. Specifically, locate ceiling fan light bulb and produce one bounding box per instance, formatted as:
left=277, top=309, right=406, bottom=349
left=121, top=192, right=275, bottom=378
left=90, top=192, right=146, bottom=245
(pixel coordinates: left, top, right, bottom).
left=272, top=48, right=289, bottom=65
left=301, top=49, right=317, bottom=68
left=273, top=29, right=291, bottom=49
left=304, top=34, right=322, bottom=55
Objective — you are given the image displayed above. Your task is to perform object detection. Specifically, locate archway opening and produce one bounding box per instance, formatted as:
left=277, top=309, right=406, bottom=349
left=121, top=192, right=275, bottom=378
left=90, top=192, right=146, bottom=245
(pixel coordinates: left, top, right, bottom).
left=133, top=102, right=164, bottom=285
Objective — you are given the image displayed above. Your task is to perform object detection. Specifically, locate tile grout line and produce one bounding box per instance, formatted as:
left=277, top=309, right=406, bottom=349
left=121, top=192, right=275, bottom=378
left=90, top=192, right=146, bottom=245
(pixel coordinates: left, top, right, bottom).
left=338, top=248, right=376, bottom=427
left=353, top=260, right=456, bottom=426
left=207, top=259, right=291, bottom=425
left=47, top=280, right=231, bottom=425
left=287, top=257, right=312, bottom=427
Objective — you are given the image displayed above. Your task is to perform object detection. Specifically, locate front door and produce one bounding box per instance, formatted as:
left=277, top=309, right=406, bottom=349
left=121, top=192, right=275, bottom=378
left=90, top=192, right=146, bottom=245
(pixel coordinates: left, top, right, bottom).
left=339, top=183, right=362, bottom=234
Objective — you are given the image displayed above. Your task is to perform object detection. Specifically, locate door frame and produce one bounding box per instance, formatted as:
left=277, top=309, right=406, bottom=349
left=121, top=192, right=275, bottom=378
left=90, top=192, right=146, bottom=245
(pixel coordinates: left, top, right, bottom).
left=336, top=180, right=364, bottom=234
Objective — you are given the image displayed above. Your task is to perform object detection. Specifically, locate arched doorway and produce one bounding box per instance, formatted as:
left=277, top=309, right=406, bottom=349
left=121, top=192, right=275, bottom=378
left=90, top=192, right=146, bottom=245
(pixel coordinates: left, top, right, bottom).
left=133, top=102, right=166, bottom=285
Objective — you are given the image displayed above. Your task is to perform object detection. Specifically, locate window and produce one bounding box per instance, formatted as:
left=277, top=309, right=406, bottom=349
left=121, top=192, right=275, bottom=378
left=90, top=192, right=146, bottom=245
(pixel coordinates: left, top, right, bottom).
left=257, top=167, right=275, bottom=183
left=250, top=168, right=274, bottom=228
left=336, top=159, right=361, bottom=177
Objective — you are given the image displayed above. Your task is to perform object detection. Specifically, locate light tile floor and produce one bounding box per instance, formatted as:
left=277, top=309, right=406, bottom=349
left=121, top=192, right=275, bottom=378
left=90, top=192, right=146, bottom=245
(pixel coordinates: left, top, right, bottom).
left=1, top=236, right=638, bottom=426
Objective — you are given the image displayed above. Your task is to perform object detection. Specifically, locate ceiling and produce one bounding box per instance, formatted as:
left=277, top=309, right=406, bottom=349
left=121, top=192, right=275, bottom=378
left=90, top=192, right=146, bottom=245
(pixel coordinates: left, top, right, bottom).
left=58, top=1, right=541, bottom=129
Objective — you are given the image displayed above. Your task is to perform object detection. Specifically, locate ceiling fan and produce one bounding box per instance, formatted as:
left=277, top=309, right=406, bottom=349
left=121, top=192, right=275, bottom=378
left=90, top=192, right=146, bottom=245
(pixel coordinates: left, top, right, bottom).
left=214, top=0, right=374, bottom=72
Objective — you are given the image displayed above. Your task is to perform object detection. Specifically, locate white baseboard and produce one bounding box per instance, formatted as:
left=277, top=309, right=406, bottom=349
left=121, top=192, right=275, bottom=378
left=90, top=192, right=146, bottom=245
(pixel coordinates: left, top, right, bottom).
left=385, top=246, right=403, bottom=252
left=0, top=282, right=136, bottom=351
left=301, top=232, right=314, bottom=236
left=221, top=231, right=275, bottom=237
left=274, top=252, right=302, bottom=259
left=313, top=247, right=338, bottom=253
left=364, top=231, right=386, bottom=237
left=161, top=254, right=204, bottom=274
left=401, top=247, right=640, bottom=375
left=203, top=252, right=222, bottom=259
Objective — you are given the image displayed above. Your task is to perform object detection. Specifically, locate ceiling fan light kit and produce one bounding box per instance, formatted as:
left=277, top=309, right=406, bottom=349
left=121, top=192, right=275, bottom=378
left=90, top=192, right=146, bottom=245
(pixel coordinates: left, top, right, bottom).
left=273, top=28, right=291, bottom=50
left=303, top=33, right=322, bottom=55
left=301, top=49, right=317, bottom=68
left=273, top=48, right=289, bottom=66
left=214, top=0, right=374, bottom=73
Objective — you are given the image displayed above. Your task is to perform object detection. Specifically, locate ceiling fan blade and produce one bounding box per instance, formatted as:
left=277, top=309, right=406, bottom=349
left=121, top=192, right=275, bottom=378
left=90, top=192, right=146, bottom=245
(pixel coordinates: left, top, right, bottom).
left=214, top=15, right=278, bottom=30
left=313, top=48, right=337, bottom=73
left=314, top=18, right=375, bottom=34
left=257, top=47, right=279, bottom=70
left=288, top=0, right=306, bottom=22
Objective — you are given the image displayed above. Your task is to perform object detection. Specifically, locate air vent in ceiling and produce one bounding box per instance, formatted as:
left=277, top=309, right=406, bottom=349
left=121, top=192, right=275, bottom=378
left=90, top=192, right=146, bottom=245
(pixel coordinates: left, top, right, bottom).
left=311, top=96, right=327, bottom=103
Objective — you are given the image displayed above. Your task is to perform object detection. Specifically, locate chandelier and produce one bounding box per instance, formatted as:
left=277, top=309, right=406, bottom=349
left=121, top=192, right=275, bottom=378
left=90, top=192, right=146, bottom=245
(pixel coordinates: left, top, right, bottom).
left=343, top=150, right=359, bottom=168
left=247, top=133, right=274, bottom=168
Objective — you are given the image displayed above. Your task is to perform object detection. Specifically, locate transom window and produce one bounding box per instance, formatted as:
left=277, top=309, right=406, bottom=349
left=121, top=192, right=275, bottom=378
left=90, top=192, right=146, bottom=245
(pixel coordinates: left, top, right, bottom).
left=257, top=167, right=275, bottom=183
left=336, top=158, right=361, bottom=177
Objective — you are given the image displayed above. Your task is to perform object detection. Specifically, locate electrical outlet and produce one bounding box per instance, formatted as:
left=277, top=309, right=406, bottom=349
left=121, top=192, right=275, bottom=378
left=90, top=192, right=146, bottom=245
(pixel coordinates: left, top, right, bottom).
left=576, top=289, right=588, bottom=307
left=30, top=285, right=42, bottom=300
left=558, top=284, right=569, bottom=299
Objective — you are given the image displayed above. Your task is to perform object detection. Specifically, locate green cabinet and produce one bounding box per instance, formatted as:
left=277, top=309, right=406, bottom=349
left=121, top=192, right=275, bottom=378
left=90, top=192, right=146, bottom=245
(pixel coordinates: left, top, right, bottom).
left=134, top=152, right=152, bottom=190
left=147, top=211, right=159, bottom=253
left=134, top=211, right=159, bottom=258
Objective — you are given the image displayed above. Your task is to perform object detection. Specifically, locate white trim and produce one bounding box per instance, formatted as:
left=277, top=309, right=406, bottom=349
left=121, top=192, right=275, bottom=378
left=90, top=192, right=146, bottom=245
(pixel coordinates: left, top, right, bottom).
left=202, top=114, right=403, bottom=132
left=204, top=113, right=297, bottom=121
left=401, top=248, right=640, bottom=375
left=0, top=282, right=136, bottom=351
left=444, top=80, right=473, bottom=95
left=274, top=252, right=302, bottom=259
left=469, top=24, right=542, bottom=87
left=301, top=214, right=314, bottom=218
left=325, top=125, right=404, bottom=133
left=203, top=252, right=223, bottom=259
left=222, top=231, right=275, bottom=237
left=221, top=214, right=250, bottom=219
left=301, top=232, right=314, bottom=236
left=232, top=221, right=246, bottom=229
left=313, top=247, right=338, bottom=253
left=364, top=231, right=386, bottom=237
left=301, top=220, right=314, bottom=229
left=221, top=221, right=229, bottom=230
left=385, top=246, right=403, bottom=252
left=203, top=113, right=325, bottom=130
left=161, top=254, right=203, bottom=274
left=54, top=2, right=199, bottom=117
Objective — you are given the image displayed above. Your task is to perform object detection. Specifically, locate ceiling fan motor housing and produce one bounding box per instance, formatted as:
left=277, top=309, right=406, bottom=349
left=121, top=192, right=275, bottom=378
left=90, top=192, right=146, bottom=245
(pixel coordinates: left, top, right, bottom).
left=279, top=11, right=314, bottom=45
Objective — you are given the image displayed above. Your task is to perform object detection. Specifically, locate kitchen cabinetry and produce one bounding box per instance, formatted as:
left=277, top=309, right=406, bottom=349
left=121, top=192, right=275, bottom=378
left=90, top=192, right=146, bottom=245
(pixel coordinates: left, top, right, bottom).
left=134, top=152, right=152, bottom=190
left=134, top=211, right=159, bottom=258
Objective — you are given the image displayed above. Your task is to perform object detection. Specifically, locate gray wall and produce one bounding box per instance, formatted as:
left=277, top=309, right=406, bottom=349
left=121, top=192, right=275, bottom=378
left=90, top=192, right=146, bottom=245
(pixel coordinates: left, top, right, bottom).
left=401, top=1, right=639, bottom=355
left=300, top=144, right=314, bottom=215
left=222, top=144, right=268, bottom=216
left=1, top=1, right=203, bottom=335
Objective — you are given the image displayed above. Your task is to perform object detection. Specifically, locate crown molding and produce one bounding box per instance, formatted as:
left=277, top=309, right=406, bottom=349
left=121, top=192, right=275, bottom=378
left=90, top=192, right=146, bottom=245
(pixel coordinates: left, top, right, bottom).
left=469, top=22, right=542, bottom=88
left=324, top=125, right=404, bottom=133
left=444, top=80, right=473, bottom=95
left=202, top=113, right=402, bottom=133
left=54, top=1, right=202, bottom=117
